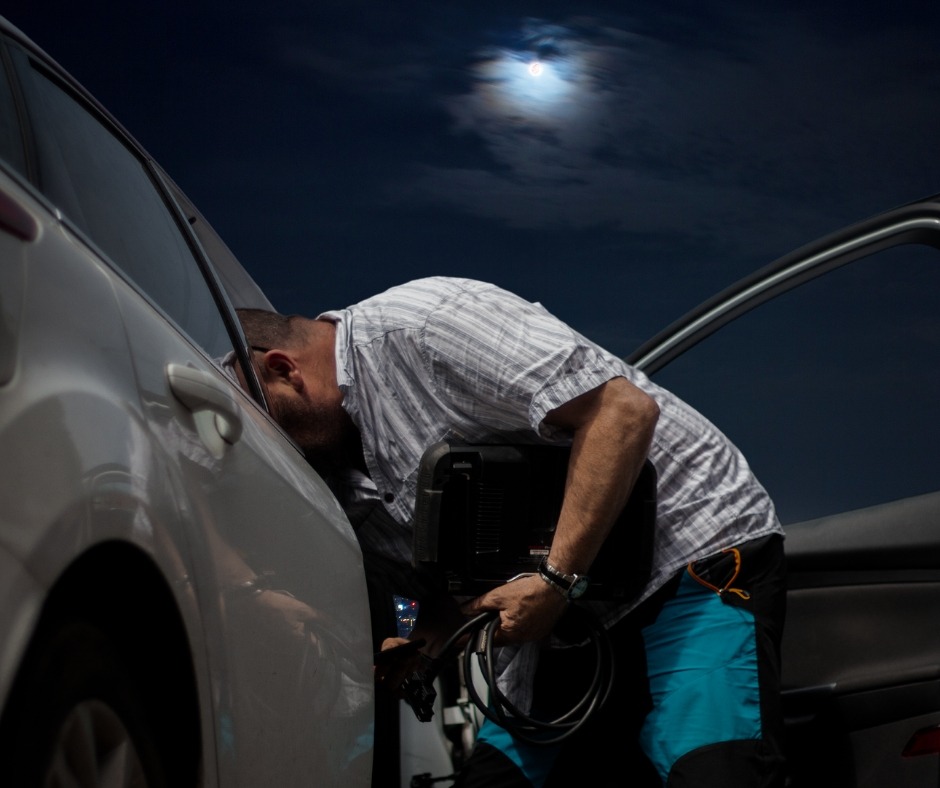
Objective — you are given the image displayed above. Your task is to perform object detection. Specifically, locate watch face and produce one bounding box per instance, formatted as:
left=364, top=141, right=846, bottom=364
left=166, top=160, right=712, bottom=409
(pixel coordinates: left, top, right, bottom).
left=569, top=576, right=590, bottom=599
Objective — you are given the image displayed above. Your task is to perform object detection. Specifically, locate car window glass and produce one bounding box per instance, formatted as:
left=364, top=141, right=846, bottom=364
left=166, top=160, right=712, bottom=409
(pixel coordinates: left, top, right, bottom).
left=0, top=48, right=26, bottom=179
left=651, top=243, right=940, bottom=524
left=11, top=49, right=231, bottom=360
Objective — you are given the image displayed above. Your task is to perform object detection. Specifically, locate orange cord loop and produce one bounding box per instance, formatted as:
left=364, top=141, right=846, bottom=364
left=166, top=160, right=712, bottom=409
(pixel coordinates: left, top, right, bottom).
left=687, top=547, right=751, bottom=600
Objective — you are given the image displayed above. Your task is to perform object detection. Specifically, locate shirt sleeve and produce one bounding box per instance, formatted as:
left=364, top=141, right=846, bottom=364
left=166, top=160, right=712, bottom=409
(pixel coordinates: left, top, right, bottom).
left=421, top=281, right=627, bottom=440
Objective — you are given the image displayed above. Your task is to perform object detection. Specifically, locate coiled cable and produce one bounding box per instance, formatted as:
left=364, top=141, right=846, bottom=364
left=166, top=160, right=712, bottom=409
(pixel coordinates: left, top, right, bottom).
left=432, top=605, right=616, bottom=746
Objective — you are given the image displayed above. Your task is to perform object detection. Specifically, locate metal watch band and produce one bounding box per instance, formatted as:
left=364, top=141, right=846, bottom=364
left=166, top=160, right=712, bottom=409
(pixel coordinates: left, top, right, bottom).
left=539, top=571, right=570, bottom=600
left=537, top=558, right=590, bottom=600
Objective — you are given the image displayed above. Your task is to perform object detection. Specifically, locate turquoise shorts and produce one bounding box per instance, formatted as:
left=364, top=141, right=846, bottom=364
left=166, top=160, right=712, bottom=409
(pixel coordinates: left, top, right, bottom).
left=459, top=534, right=786, bottom=788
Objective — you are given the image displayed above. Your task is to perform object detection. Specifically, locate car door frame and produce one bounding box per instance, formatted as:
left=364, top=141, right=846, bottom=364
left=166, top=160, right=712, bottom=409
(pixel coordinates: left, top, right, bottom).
left=627, top=195, right=940, bottom=788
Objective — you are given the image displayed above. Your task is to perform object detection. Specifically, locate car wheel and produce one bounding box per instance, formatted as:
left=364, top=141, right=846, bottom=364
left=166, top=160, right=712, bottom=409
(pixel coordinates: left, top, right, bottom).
left=1, top=618, right=170, bottom=788
left=43, top=698, right=149, bottom=787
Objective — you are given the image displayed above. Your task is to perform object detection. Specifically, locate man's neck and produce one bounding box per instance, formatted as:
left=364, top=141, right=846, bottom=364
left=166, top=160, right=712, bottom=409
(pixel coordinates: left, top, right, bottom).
left=304, top=317, right=367, bottom=475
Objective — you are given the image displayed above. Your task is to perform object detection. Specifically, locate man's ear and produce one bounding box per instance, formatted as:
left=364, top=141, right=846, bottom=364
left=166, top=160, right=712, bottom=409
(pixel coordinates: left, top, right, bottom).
left=261, top=350, right=304, bottom=391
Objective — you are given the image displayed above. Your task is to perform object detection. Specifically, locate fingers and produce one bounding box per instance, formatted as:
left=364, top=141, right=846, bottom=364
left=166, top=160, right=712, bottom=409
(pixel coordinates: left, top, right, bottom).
left=375, top=638, right=425, bottom=664
left=374, top=638, right=427, bottom=694
left=457, top=576, right=567, bottom=646
left=459, top=588, right=499, bottom=617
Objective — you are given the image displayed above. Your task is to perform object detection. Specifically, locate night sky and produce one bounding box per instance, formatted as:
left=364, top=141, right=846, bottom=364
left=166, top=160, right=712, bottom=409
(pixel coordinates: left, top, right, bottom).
left=6, top=1, right=940, bottom=358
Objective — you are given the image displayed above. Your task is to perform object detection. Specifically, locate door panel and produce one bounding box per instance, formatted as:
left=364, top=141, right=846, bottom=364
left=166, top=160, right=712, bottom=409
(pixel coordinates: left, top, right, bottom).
left=782, top=494, right=940, bottom=787
left=114, top=267, right=374, bottom=787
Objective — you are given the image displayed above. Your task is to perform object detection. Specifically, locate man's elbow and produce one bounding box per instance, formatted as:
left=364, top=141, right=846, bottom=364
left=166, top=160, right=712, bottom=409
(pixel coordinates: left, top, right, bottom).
left=546, top=376, right=659, bottom=437
left=608, top=377, right=660, bottom=437
left=636, top=387, right=661, bottom=430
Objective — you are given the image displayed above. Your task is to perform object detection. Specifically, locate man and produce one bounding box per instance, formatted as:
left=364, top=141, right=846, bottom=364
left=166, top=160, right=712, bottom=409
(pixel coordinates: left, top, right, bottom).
left=235, top=277, right=786, bottom=787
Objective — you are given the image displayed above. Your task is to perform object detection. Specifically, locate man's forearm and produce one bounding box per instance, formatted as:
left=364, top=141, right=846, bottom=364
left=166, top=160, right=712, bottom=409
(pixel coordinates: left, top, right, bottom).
left=459, top=376, right=660, bottom=645
left=543, top=377, right=659, bottom=575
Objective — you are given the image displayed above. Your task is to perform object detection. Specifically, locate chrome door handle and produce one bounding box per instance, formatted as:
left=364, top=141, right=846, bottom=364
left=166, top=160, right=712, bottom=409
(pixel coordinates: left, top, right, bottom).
left=166, top=363, right=243, bottom=451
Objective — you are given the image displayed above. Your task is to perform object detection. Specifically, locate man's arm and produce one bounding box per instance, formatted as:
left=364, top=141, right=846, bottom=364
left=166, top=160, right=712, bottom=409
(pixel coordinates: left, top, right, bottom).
left=461, top=375, right=659, bottom=643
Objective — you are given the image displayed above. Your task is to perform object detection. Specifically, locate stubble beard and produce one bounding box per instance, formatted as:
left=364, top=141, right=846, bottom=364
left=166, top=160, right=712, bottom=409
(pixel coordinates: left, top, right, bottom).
left=274, top=394, right=361, bottom=474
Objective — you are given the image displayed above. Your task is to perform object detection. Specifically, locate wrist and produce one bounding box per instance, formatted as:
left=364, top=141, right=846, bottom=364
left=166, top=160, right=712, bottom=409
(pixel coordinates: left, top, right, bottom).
left=537, top=558, right=591, bottom=600
left=538, top=571, right=571, bottom=601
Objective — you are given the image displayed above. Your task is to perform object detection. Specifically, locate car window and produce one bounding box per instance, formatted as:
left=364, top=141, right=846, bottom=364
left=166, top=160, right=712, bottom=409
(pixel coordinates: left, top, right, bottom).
left=0, top=50, right=26, bottom=180
left=9, top=47, right=231, bottom=360
left=651, top=242, right=940, bottom=525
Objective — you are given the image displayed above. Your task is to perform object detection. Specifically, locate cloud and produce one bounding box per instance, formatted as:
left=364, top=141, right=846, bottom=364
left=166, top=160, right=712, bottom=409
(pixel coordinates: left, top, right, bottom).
left=387, top=11, right=940, bottom=255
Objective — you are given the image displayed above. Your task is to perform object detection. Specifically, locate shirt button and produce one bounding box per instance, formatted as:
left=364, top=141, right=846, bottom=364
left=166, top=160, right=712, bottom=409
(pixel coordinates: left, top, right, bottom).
left=384, top=493, right=395, bottom=503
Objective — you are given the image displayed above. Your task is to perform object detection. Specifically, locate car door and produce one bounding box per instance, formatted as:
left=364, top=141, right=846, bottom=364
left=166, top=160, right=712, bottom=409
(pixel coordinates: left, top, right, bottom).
left=627, top=197, right=940, bottom=787
left=5, top=38, right=375, bottom=787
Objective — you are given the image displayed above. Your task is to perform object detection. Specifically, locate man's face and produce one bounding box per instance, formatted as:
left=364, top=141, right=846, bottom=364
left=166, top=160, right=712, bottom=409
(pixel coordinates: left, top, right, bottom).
left=267, top=386, right=356, bottom=467
left=244, top=362, right=358, bottom=473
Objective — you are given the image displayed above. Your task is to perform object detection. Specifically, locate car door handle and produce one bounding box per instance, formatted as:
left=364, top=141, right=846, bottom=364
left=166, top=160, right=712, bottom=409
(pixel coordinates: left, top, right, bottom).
left=166, top=363, right=243, bottom=446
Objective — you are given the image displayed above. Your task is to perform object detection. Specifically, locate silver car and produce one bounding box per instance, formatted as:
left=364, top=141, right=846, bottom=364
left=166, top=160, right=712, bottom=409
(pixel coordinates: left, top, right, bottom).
left=0, top=16, right=374, bottom=788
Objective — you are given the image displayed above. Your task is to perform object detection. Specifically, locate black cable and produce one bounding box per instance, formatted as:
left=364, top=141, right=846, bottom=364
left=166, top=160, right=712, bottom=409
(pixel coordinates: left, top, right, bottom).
left=428, top=606, right=616, bottom=747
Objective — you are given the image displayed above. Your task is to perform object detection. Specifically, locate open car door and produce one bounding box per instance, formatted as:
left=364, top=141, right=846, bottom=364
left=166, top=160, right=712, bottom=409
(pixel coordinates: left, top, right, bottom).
left=627, top=195, right=940, bottom=787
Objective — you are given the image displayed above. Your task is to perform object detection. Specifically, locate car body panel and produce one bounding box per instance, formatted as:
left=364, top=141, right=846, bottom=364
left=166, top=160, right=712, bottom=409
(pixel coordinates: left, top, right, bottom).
left=115, top=273, right=374, bottom=784
left=0, top=16, right=375, bottom=787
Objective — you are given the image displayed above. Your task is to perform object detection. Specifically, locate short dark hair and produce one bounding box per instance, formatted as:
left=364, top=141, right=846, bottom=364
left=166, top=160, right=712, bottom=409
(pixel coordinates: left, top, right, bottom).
left=235, top=308, right=306, bottom=350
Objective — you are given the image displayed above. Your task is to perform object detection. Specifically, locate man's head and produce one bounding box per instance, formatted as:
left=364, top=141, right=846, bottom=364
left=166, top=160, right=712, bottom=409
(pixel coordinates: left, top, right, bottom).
left=235, top=308, right=361, bottom=471
left=236, top=308, right=304, bottom=354
left=233, top=307, right=307, bottom=410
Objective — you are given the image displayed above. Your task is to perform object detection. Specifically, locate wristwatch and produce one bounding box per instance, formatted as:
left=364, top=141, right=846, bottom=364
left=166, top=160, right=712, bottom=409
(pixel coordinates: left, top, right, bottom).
left=537, top=558, right=591, bottom=600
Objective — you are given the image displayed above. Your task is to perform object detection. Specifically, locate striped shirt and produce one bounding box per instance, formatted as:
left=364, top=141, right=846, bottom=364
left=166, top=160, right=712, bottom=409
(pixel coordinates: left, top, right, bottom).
left=319, top=276, right=782, bottom=625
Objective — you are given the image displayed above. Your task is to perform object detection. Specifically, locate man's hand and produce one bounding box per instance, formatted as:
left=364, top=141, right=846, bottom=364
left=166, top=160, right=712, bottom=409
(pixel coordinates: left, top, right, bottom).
left=460, top=573, right=568, bottom=645
left=374, top=637, right=426, bottom=692
left=253, top=588, right=325, bottom=642
left=227, top=586, right=329, bottom=662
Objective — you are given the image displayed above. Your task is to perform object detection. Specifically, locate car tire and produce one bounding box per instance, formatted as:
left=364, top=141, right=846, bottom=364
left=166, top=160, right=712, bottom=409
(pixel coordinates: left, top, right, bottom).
left=0, top=617, right=171, bottom=788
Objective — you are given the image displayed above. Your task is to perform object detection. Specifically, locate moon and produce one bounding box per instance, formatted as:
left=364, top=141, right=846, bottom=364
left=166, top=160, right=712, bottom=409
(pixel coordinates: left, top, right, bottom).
left=528, top=61, right=544, bottom=77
